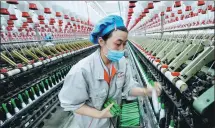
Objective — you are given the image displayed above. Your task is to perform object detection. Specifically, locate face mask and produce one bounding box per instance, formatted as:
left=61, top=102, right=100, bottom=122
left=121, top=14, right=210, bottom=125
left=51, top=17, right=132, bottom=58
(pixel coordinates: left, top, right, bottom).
left=105, top=45, right=124, bottom=62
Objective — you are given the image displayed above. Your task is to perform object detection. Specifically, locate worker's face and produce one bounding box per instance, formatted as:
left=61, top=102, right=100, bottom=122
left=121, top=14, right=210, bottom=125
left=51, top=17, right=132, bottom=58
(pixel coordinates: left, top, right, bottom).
left=99, top=30, right=128, bottom=55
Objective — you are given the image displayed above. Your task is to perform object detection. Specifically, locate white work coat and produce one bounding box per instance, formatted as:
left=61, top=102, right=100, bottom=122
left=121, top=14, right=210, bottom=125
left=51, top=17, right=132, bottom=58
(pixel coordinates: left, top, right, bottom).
left=58, top=48, right=140, bottom=128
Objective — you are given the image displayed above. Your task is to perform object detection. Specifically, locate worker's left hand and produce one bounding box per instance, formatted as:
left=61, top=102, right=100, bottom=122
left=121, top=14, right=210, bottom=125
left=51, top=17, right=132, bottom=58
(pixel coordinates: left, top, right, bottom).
left=99, top=103, right=114, bottom=118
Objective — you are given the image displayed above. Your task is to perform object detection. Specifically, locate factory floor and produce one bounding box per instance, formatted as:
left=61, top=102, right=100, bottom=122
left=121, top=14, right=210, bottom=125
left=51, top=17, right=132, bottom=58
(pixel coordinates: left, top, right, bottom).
left=42, top=106, right=77, bottom=128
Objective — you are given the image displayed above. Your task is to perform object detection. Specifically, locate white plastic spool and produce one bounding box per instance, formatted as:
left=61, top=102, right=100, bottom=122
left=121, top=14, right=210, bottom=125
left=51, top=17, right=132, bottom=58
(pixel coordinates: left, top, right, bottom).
left=176, top=80, right=188, bottom=92
left=28, top=98, right=33, bottom=104
left=14, top=107, right=19, bottom=113
left=165, top=71, right=178, bottom=83
left=33, top=62, right=43, bottom=67
left=50, top=57, right=57, bottom=61
left=27, top=64, right=33, bottom=69
left=39, top=90, right=42, bottom=96
left=0, top=73, right=6, bottom=80
left=21, top=66, right=28, bottom=71
left=21, top=102, right=27, bottom=108
left=6, top=113, right=12, bottom=119
left=161, top=68, right=168, bottom=74
left=7, top=69, right=21, bottom=76
left=153, top=61, right=160, bottom=67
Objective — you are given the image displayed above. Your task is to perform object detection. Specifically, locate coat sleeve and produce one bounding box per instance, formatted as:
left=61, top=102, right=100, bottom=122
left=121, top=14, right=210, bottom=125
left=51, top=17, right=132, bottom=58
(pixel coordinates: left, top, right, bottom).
left=122, top=59, right=141, bottom=100
left=58, top=64, right=89, bottom=111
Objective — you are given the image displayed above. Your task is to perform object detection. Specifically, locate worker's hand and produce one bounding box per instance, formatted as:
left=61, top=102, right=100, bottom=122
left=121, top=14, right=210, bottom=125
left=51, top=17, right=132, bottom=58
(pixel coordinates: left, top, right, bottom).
left=144, top=87, right=152, bottom=97
left=154, top=82, right=162, bottom=96
left=99, top=103, right=114, bottom=118
left=144, top=82, right=161, bottom=97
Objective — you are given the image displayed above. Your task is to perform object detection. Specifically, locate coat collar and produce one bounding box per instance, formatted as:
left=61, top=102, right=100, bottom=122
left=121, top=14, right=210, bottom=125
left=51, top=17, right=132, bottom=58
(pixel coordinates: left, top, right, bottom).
left=93, top=48, right=119, bottom=80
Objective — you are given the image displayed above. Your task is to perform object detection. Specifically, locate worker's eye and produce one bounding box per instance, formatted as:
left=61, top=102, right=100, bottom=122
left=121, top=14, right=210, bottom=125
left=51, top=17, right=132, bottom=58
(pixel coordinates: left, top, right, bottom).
left=116, top=43, right=121, bottom=47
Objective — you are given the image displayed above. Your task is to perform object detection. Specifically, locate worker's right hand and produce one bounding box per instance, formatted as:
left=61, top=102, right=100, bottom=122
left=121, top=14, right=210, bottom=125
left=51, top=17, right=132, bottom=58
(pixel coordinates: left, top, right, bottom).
left=99, top=103, right=114, bottom=118
left=144, top=86, right=161, bottom=97
left=154, top=82, right=161, bottom=96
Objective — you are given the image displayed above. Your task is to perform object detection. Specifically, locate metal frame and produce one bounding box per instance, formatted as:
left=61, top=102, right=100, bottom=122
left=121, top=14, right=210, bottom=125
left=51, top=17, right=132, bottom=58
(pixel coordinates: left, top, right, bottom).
left=129, top=41, right=212, bottom=128
left=146, top=24, right=214, bottom=34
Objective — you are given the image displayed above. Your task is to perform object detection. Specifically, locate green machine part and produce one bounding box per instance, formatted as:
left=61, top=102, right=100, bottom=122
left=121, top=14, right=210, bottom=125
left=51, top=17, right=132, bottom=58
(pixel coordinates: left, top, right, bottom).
left=193, top=86, right=214, bottom=114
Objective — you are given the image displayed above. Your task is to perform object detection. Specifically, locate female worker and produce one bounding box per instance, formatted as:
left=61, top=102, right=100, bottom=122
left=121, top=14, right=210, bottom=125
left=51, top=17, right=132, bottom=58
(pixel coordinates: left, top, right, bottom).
left=58, top=15, right=161, bottom=128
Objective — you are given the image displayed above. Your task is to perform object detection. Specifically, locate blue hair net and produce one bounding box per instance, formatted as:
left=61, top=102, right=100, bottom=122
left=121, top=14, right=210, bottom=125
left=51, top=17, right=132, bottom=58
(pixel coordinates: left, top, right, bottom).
left=90, top=15, right=125, bottom=44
